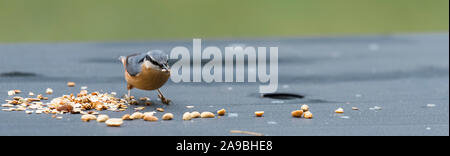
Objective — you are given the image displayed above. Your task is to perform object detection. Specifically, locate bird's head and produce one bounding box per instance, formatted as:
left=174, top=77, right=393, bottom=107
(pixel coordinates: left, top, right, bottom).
left=142, top=50, right=170, bottom=72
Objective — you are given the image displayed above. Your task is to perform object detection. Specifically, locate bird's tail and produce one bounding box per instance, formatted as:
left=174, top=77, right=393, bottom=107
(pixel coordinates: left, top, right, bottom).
left=118, top=56, right=126, bottom=64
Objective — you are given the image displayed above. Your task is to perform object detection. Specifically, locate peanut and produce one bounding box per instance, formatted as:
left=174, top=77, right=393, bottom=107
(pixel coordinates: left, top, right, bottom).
left=335, top=108, right=344, bottom=114
left=105, top=118, right=123, bottom=127
left=122, top=114, right=131, bottom=120
left=255, top=111, right=264, bottom=117
left=144, top=115, right=158, bottom=122
left=301, top=104, right=309, bottom=112
left=156, top=108, right=164, bottom=112
left=130, top=112, right=144, bottom=119
left=45, top=88, right=53, bottom=95
left=67, top=82, right=76, bottom=87
left=81, top=114, right=97, bottom=122
left=291, top=110, right=304, bottom=118
left=304, top=111, right=313, bottom=119
left=182, top=112, right=192, bottom=120
left=190, top=111, right=201, bottom=118
left=200, top=112, right=215, bottom=118
left=96, top=115, right=109, bottom=122
left=162, top=113, right=174, bottom=120
left=217, top=109, right=226, bottom=116
left=7, top=90, right=15, bottom=96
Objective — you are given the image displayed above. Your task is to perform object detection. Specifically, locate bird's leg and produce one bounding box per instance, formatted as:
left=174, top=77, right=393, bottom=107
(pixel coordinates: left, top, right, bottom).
left=157, top=89, right=171, bottom=104
left=127, top=84, right=133, bottom=100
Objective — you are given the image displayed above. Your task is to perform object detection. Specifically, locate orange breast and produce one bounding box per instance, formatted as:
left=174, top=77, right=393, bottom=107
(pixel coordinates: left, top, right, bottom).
left=125, top=67, right=170, bottom=91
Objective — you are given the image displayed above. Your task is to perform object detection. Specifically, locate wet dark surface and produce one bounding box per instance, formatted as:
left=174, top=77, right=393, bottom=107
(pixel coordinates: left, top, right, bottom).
left=0, top=33, right=448, bottom=136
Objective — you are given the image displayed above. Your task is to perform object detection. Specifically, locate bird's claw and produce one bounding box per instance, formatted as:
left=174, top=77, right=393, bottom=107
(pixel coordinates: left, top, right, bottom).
left=158, top=94, right=171, bottom=104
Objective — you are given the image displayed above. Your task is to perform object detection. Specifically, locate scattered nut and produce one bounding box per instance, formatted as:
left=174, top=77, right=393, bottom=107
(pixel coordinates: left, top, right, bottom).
left=217, top=109, right=226, bottom=116
left=130, top=112, right=144, bottom=119
left=144, top=114, right=158, bottom=122
left=304, top=111, right=313, bottom=119
left=25, top=110, right=33, bottom=114
left=255, top=111, right=264, bottom=117
left=291, top=110, right=304, bottom=118
left=56, top=116, right=63, bottom=120
left=183, top=112, right=192, bottom=120
left=67, top=82, right=76, bottom=87
left=335, top=108, right=344, bottom=114
left=301, top=104, right=309, bottom=112
left=162, top=113, right=174, bottom=120
left=186, top=106, right=195, bottom=109
left=156, top=108, right=164, bottom=112
left=28, top=92, right=35, bottom=96
left=14, top=90, right=21, bottom=94
left=97, top=115, right=109, bottom=122
left=352, top=107, right=359, bottom=110
left=81, top=114, right=97, bottom=122
left=7, top=90, right=15, bottom=96
left=1, top=104, right=14, bottom=107
left=200, top=112, right=215, bottom=118
left=105, top=118, right=123, bottom=127
left=45, top=88, right=53, bottom=95
left=122, top=114, right=132, bottom=120
left=134, top=107, right=145, bottom=111
left=190, top=111, right=201, bottom=118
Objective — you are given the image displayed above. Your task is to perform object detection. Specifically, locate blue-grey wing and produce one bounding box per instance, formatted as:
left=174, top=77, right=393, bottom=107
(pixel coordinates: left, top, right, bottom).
left=125, top=53, right=147, bottom=76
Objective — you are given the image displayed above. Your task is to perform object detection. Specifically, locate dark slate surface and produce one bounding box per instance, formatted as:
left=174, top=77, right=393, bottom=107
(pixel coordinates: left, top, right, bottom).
left=0, top=33, right=448, bottom=136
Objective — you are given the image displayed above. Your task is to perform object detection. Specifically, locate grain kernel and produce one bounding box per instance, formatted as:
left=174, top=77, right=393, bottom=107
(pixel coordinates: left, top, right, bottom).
left=46, top=88, right=53, bottom=95
left=67, top=82, right=76, bottom=87
left=304, top=111, right=313, bottom=119
left=291, top=110, right=304, bottom=118
left=134, top=107, right=145, bottom=111
left=217, top=109, right=226, bottom=116
left=200, top=112, right=215, bottom=118
left=301, top=104, right=309, bottom=112
left=156, top=108, right=164, bottom=112
left=105, top=118, right=123, bottom=127
left=183, top=112, right=192, bottom=120
left=122, top=114, right=131, bottom=120
left=130, top=112, right=144, bottom=119
left=81, top=114, right=97, bottom=122
left=2, top=104, right=14, bottom=107
left=335, top=108, right=344, bottom=114
left=144, top=115, right=158, bottom=122
left=190, top=111, right=201, bottom=118
left=255, top=111, right=264, bottom=117
left=162, top=113, right=174, bottom=120
left=97, top=115, right=109, bottom=122
left=7, top=90, right=15, bottom=96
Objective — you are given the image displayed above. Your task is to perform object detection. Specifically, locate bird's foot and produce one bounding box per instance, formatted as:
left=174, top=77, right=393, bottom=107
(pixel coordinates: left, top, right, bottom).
left=158, top=94, right=171, bottom=105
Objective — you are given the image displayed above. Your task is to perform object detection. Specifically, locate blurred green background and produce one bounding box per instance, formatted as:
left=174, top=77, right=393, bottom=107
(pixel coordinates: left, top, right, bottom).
left=0, top=0, right=448, bottom=43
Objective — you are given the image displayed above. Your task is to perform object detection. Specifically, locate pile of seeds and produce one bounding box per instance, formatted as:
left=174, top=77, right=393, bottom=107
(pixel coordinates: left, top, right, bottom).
left=291, top=104, right=313, bottom=119
left=2, top=85, right=233, bottom=127
left=2, top=84, right=319, bottom=128
left=3, top=88, right=129, bottom=115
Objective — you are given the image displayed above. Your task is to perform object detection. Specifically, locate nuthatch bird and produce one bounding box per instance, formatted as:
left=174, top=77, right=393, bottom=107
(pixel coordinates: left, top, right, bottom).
left=119, top=50, right=171, bottom=104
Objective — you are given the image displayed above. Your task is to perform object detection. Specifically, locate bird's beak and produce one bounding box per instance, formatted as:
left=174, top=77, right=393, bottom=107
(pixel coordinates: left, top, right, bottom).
left=161, top=64, right=170, bottom=72
left=118, top=56, right=126, bottom=64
